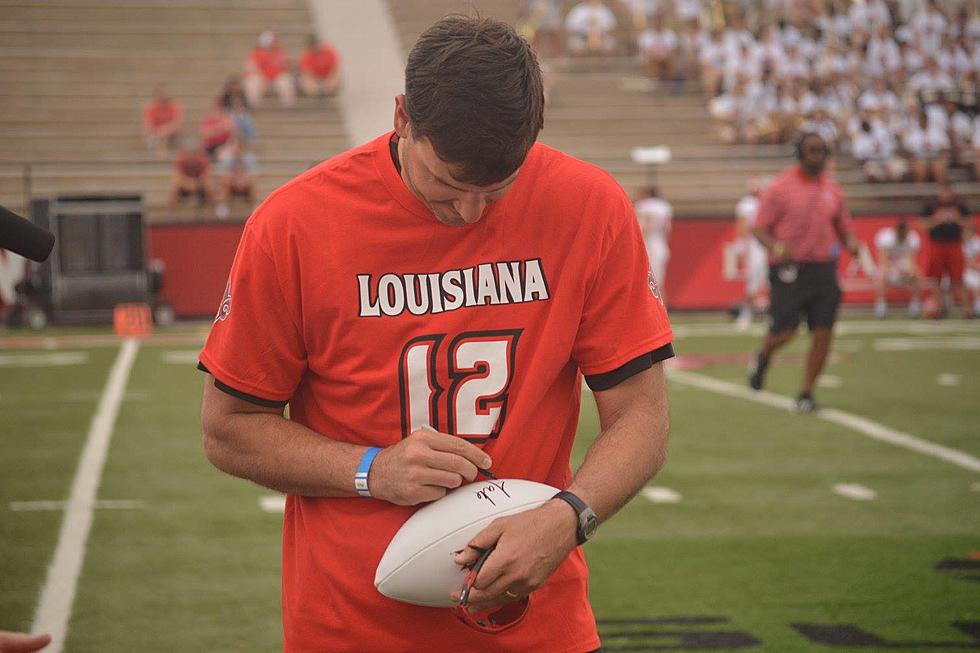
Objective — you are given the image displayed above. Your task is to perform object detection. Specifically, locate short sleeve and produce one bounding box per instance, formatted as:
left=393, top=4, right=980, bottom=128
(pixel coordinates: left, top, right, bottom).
left=572, top=188, right=673, bottom=376
left=198, top=220, right=306, bottom=404
left=755, top=184, right=780, bottom=232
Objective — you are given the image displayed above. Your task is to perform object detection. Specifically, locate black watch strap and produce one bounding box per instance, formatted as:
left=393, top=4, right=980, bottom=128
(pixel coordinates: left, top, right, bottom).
left=552, top=490, right=599, bottom=545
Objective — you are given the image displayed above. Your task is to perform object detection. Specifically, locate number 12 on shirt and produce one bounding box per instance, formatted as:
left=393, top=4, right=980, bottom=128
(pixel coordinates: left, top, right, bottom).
left=398, top=329, right=523, bottom=442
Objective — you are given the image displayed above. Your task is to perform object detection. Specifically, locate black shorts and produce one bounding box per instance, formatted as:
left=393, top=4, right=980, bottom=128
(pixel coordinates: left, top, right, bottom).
left=768, top=261, right=841, bottom=333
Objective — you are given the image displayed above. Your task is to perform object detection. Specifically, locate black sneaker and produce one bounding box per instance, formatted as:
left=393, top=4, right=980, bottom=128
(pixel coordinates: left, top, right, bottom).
left=796, top=393, right=819, bottom=413
left=747, top=354, right=769, bottom=391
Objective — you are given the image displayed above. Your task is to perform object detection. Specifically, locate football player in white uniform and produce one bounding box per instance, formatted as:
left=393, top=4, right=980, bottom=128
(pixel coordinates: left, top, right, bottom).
left=964, top=232, right=980, bottom=317
left=873, top=219, right=924, bottom=318
left=733, top=178, right=768, bottom=328
left=635, top=186, right=672, bottom=302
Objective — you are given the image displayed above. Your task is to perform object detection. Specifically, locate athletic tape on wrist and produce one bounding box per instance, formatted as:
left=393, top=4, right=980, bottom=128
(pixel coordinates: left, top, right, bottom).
left=355, top=447, right=381, bottom=497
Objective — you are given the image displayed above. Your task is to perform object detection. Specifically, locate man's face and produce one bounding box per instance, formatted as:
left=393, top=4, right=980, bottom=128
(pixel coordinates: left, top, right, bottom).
left=394, top=96, right=519, bottom=227
left=799, top=136, right=829, bottom=176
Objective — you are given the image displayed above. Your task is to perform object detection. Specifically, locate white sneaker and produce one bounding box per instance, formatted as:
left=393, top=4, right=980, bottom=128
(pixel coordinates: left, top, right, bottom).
left=874, top=300, right=886, bottom=319
left=215, top=203, right=229, bottom=219
left=909, top=299, right=921, bottom=318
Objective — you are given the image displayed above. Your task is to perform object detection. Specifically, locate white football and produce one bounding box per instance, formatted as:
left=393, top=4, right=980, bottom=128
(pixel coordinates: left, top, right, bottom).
left=375, top=478, right=559, bottom=607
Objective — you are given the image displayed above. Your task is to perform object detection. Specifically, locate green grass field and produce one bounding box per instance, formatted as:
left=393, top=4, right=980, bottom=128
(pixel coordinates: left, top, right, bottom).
left=1, top=317, right=977, bottom=652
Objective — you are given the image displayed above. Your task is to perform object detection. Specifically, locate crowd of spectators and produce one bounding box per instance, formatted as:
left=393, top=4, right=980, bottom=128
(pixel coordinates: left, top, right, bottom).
left=140, top=30, right=341, bottom=219
left=519, top=0, right=980, bottom=184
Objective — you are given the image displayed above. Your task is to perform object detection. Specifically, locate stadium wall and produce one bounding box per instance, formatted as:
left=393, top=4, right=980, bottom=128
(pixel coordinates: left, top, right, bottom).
left=147, top=215, right=980, bottom=317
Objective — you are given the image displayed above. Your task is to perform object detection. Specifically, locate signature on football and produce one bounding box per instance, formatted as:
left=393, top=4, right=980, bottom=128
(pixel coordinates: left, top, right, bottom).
left=475, top=480, right=511, bottom=507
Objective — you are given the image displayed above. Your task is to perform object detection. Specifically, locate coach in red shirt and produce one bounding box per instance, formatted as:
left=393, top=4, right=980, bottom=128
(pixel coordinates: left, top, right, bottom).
left=748, top=132, right=859, bottom=412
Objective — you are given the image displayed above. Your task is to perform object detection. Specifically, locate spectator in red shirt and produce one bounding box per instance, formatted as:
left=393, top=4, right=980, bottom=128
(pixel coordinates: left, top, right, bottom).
left=298, top=34, right=342, bottom=98
left=199, top=99, right=236, bottom=159
left=748, top=132, right=860, bottom=412
left=169, top=140, right=213, bottom=208
left=243, top=30, right=296, bottom=108
left=142, top=85, right=183, bottom=155
left=920, top=182, right=974, bottom=317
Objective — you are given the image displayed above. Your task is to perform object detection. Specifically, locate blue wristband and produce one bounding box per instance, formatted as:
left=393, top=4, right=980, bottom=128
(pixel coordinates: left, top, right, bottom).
left=354, top=447, right=381, bottom=497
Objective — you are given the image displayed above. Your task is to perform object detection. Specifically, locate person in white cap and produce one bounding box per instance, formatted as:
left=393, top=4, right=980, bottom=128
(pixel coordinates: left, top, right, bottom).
left=243, top=30, right=296, bottom=108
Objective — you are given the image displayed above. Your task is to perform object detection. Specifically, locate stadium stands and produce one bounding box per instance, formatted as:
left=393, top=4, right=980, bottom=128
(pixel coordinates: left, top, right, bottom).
left=0, top=0, right=350, bottom=222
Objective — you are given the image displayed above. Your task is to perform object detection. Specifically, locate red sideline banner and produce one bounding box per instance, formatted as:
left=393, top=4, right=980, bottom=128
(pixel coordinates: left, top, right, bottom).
left=148, top=222, right=245, bottom=318
left=663, top=214, right=980, bottom=310
left=147, top=215, right=978, bottom=317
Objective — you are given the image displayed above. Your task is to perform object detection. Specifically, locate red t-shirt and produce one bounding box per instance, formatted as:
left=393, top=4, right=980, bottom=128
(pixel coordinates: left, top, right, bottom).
left=299, top=45, right=339, bottom=78
left=756, top=166, right=852, bottom=263
left=143, top=100, right=182, bottom=128
left=250, top=46, right=287, bottom=80
left=199, top=112, right=234, bottom=150
left=199, top=133, right=673, bottom=653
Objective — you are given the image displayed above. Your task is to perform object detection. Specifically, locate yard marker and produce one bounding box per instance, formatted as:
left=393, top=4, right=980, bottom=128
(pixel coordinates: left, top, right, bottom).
left=817, top=375, right=842, bottom=388
left=30, top=338, right=140, bottom=653
left=937, top=374, right=961, bottom=387
left=832, top=484, right=877, bottom=501
left=641, top=487, right=682, bottom=503
left=259, top=495, right=287, bottom=513
left=669, top=370, right=980, bottom=473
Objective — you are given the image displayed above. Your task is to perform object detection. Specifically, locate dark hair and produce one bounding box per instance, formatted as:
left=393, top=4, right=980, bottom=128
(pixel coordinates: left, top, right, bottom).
left=404, top=15, right=545, bottom=185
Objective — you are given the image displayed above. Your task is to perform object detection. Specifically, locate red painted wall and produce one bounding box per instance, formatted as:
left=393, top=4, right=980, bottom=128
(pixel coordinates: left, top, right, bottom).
left=147, top=223, right=244, bottom=317
left=148, top=215, right=978, bottom=317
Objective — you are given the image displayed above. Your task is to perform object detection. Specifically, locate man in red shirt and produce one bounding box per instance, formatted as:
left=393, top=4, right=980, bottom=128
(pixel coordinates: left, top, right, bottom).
left=243, top=30, right=296, bottom=108
left=199, top=16, right=672, bottom=653
left=920, top=182, right=974, bottom=318
left=298, top=34, right=341, bottom=98
left=141, top=85, right=183, bottom=155
left=749, top=132, right=859, bottom=412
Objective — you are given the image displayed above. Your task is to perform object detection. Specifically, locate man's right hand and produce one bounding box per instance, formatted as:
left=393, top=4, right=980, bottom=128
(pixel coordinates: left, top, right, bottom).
left=772, top=241, right=793, bottom=262
left=369, top=428, right=492, bottom=505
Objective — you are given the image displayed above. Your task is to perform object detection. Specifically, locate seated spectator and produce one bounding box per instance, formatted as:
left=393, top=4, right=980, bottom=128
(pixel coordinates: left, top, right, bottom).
left=964, top=230, right=980, bottom=317
left=169, top=140, right=212, bottom=208
left=709, top=76, right=751, bottom=144
left=228, top=96, right=258, bottom=143
left=221, top=74, right=251, bottom=111
left=564, top=0, right=618, bottom=57
left=518, top=0, right=565, bottom=58
left=774, top=43, right=810, bottom=86
left=926, top=95, right=972, bottom=167
left=637, top=12, right=678, bottom=82
left=674, top=0, right=703, bottom=26
left=142, top=85, right=183, bottom=155
left=852, top=119, right=907, bottom=182
left=801, top=107, right=839, bottom=151
left=908, top=0, right=948, bottom=56
left=199, top=99, right=236, bottom=159
left=973, top=115, right=980, bottom=181
left=298, top=34, right=342, bottom=98
left=857, top=78, right=900, bottom=122
left=903, top=111, right=951, bottom=183
left=677, top=18, right=706, bottom=86
left=908, top=58, right=955, bottom=102
left=214, top=140, right=258, bottom=220
left=873, top=219, right=924, bottom=318
left=243, top=30, right=296, bottom=108
left=698, top=28, right=727, bottom=99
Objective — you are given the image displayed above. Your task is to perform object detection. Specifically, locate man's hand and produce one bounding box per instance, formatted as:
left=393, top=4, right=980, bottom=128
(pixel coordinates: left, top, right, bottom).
left=450, top=498, right=579, bottom=612
left=0, top=632, right=51, bottom=653
left=369, top=428, right=491, bottom=505
left=771, top=241, right=793, bottom=262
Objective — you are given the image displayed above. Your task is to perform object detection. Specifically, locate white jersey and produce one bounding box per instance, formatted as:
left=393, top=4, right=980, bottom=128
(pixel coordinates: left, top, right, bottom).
left=735, top=195, right=759, bottom=229
left=635, top=197, right=672, bottom=242
left=874, top=227, right=920, bottom=267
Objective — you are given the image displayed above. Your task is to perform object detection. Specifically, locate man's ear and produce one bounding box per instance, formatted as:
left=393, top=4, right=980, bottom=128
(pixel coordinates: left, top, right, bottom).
left=393, top=94, right=410, bottom=138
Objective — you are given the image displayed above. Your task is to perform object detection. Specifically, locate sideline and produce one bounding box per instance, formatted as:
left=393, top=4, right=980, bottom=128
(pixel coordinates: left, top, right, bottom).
left=30, top=339, right=140, bottom=653
left=669, top=369, right=980, bottom=473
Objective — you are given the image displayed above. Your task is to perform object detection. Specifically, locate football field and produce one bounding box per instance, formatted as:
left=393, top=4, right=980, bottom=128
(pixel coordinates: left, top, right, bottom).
left=1, top=317, right=977, bottom=652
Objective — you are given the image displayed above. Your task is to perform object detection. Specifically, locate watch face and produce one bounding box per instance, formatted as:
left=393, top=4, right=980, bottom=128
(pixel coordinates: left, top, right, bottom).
left=582, top=512, right=598, bottom=540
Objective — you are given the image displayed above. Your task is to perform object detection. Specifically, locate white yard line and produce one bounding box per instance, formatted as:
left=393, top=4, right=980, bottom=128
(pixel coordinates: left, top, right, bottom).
left=832, top=483, right=877, bottom=501
left=873, top=337, right=980, bottom=351
left=30, top=339, right=140, bottom=653
left=160, top=350, right=200, bottom=365
left=672, top=319, right=978, bottom=338
left=669, top=369, right=980, bottom=474
left=10, top=500, right=145, bottom=512
left=640, top=487, right=682, bottom=504
left=817, top=375, right=843, bottom=388
left=0, top=352, right=88, bottom=367
left=937, top=374, right=962, bottom=387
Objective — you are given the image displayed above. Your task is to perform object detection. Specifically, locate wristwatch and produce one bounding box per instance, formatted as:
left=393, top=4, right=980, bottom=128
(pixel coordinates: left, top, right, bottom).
left=552, top=491, right=598, bottom=545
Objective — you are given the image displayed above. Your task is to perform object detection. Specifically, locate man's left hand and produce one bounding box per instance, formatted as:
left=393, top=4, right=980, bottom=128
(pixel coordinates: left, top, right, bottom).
left=451, top=498, right=579, bottom=612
